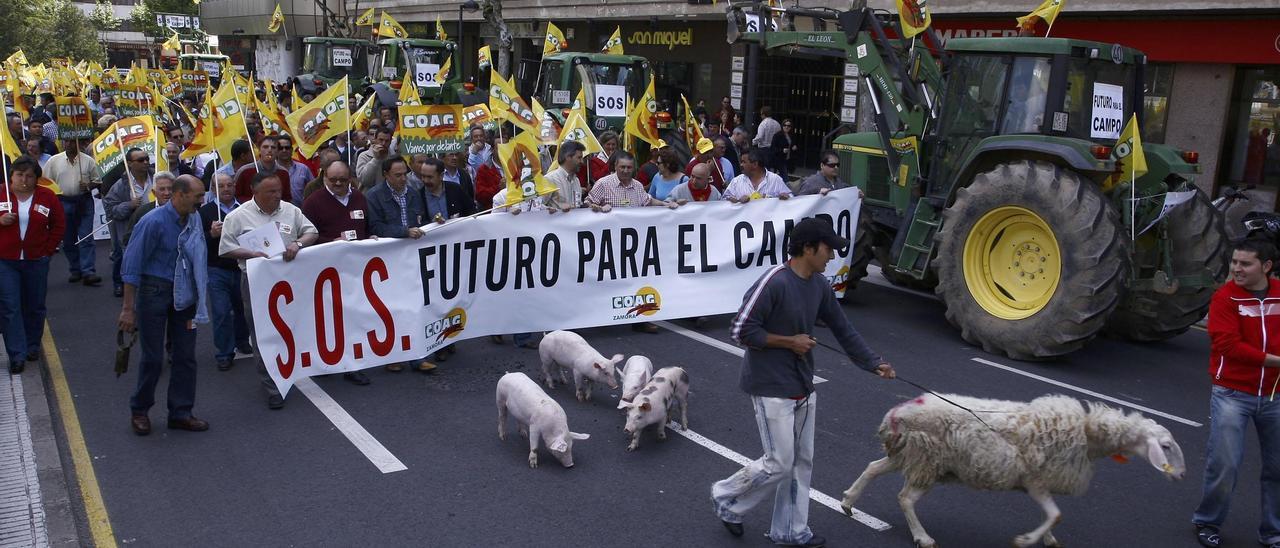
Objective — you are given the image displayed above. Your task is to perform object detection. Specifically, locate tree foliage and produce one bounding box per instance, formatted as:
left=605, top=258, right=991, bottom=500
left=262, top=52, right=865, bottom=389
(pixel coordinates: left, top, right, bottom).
left=4, top=0, right=106, bottom=64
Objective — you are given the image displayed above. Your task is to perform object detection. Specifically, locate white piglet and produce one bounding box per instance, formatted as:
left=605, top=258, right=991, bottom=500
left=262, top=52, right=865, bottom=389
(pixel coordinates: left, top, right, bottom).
left=621, top=367, right=689, bottom=451
left=538, top=330, right=622, bottom=402
left=617, top=356, right=654, bottom=409
left=495, top=372, right=590, bottom=468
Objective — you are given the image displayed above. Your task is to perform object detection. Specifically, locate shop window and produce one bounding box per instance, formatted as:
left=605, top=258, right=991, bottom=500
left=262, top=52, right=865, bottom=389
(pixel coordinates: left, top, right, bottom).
left=1224, top=67, right=1280, bottom=187
left=1143, top=62, right=1174, bottom=144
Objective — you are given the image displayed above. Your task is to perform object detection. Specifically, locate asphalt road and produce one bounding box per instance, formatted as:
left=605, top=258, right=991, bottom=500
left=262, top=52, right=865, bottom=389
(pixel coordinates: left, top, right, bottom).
left=39, top=242, right=1265, bottom=547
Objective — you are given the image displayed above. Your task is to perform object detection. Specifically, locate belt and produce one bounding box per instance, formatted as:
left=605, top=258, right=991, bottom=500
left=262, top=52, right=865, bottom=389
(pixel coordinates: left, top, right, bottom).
left=140, top=275, right=174, bottom=287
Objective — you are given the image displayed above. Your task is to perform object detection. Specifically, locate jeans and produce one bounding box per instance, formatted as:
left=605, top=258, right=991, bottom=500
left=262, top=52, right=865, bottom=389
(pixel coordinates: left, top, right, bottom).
left=241, top=272, right=279, bottom=398
left=1192, top=384, right=1280, bottom=544
left=59, top=195, right=96, bottom=276
left=207, top=267, right=249, bottom=363
left=0, top=257, right=51, bottom=363
left=129, top=276, right=198, bottom=420
left=110, top=237, right=122, bottom=289
left=712, top=393, right=817, bottom=545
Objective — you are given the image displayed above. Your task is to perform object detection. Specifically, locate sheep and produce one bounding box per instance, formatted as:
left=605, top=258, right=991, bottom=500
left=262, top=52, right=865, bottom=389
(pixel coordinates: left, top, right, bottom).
left=839, top=393, right=1185, bottom=548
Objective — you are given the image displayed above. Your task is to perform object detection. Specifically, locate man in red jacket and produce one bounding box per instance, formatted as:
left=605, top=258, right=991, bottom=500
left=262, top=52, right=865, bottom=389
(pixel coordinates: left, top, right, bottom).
left=1196, top=238, right=1280, bottom=548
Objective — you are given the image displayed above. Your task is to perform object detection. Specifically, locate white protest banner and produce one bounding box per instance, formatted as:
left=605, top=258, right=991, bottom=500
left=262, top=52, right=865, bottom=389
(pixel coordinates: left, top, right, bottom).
left=332, top=47, right=353, bottom=67
left=594, top=84, right=626, bottom=117
left=1091, top=82, right=1124, bottom=139
left=247, top=190, right=862, bottom=395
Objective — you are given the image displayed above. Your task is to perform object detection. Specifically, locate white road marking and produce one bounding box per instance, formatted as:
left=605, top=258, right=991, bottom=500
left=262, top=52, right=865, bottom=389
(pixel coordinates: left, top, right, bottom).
left=654, top=320, right=827, bottom=384
left=293, top=377, right=409, bottom=473
left=969, top=358, right=1203, bottom=428
left=667, top=422, right=891, bottom=531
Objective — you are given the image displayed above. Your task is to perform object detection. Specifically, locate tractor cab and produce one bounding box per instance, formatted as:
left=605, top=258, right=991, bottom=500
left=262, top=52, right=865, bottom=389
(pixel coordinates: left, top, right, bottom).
left=374, top=38, right=461, bottom=104
left=535, top=52, right=648, bottom=134
left=296, top=37, right=372, bottom=96
left=179, top=54, right=229, bottom=88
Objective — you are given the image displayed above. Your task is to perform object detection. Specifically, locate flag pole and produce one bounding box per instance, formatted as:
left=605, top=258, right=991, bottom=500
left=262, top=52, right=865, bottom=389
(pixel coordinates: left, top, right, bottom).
left=1130, top=169, right=1136, bottom=241
left=231, top=84, right=258, bottom=167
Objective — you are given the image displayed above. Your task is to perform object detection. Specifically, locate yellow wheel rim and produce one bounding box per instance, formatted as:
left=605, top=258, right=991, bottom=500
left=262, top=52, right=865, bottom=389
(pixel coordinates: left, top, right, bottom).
left=962, top=206, right=1062, bottom=320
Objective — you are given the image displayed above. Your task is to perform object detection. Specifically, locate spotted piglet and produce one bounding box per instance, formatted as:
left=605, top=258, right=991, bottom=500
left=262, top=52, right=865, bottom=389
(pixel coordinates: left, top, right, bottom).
left=621, top=367, right=689, bottom=451
left=616, top=356, right=654, bottom=409
left=538, top=330, right=623, bottom=402
left=496, top=372, right=590, bottom=468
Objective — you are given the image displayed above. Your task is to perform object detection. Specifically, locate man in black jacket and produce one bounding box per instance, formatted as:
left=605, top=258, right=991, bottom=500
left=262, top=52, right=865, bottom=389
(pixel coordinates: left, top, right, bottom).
left=417, top=156, right=474, bottom=363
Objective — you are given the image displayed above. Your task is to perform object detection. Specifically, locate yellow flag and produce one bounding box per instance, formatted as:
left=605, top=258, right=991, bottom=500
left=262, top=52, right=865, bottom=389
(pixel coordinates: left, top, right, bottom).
left=350, top=94, right=376, bottom=132
left=532, top=98, right=561, bottom=145
left=625, top=77, right=661, bottom=147
left=572, top=87, right=588, bottom=121
left=680, top=94, right=705, bottom=152
left=163, top=31, right=182, bottom=53
left=291, top=84, right=303, bottom=111
left=895, top=0, right=931, bottom=38
left=543, top=22, right=567, bottom=57
left=256, top=92, right=289, bottom=136
left=602, top=26, right=624, bottom=55
left=127, top=63, right=148, bottom=86
left=398, top=69, right=421, bottom=106
left=285, top=76, right=351, bottom=159
left=180, top=86, right=218, bottom=161
left=0, top=119, right=20, bottom=161
left=379, top=12, right=409, bottom=39
left=488, top=69, right=537, bottom=133
left=268, top=4, right=285, bottom=33
left=436, top=16, right=448, bottom=41
left=1016, top=0, right=1064, bottom=29
left=498, top=131, right=559, bottom=205
left=558, top=111, right=603, bottom=155
left=355, top=7, right=375, bottom=26
left=1108, top=113, right=1147, bottom=185
left=210, top=78, right=250, bottom=162
left=435, top=55, right=452, bottom=85
left=622, top=98, right=635, bottom=153
left=5, top=50, right=27, bottom=68
left=477, top=45, right=492, bottom=71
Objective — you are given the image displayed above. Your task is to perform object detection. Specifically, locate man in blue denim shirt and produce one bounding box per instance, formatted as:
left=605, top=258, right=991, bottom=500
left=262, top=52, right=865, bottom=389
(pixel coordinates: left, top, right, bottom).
left=118, top=175, right=209, bottom=436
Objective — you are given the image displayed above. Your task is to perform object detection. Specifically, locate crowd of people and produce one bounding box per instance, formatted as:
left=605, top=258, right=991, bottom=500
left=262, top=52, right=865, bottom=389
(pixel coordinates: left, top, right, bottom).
left=0, top=88, right=855, bottom=421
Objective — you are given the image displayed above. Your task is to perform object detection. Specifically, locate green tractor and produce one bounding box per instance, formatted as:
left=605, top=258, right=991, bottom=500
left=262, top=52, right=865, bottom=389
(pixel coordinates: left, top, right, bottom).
left=373, top=38, right=463, bottom=104
left=533, top=52, right=649, bottom=136
left=730, top=5, right=1224, bottom=359
left=295, top=37, right=373, bottom=97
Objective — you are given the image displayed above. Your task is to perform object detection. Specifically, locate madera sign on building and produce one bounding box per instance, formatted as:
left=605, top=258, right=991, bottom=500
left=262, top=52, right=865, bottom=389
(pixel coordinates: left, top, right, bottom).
left=246, top=189, right=862, bottom=395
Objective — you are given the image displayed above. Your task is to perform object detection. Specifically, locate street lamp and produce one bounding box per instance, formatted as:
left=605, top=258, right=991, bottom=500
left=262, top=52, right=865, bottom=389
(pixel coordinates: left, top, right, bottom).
left=458, top=0, right=480, bottom=82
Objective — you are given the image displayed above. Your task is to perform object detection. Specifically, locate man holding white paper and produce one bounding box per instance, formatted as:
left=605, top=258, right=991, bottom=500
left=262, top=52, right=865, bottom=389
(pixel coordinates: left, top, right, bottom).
left=218, top=171, right=318, bottom=410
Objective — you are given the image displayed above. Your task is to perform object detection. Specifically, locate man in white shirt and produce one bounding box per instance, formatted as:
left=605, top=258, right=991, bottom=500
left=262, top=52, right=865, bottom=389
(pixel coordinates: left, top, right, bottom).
left=751, top=105, right=781, bottom=151
left=543, top=141, right=585, bottom=211
left=218, top=171, right=319, bottom=410
left=44, top=139, right=102, bottom=286
left=722, top=149, right=792, bottom=203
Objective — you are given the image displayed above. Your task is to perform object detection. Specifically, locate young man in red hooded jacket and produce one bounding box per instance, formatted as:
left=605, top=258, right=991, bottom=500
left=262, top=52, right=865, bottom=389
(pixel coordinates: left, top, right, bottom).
left=1195, top=238, right=1280, bottom=548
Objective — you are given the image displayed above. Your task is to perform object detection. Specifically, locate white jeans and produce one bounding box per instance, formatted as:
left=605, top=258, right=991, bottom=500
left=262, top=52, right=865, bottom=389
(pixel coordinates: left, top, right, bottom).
left=712, top=393, right=817, bottom=544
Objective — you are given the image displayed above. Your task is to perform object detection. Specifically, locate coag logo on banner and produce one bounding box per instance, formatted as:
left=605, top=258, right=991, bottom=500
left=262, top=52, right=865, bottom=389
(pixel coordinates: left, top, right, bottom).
left=611, top=286, right=662, bottom=320
left=426, top=307, right=467, bottom=344
left=828, top=265, right=850, bottom=293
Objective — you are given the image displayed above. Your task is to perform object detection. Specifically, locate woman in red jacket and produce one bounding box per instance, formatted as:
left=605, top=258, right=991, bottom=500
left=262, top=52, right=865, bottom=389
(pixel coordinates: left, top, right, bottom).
left=1, top=156, right=66, bottom=373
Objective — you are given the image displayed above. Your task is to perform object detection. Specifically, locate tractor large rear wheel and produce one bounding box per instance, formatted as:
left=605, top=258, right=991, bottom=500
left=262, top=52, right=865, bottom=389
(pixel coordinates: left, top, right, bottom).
left=841, top=208, right=875, bottom=299
left=933, top=161, right=1128, bottom=360
left=1105, top=190, right=1227, bottom=341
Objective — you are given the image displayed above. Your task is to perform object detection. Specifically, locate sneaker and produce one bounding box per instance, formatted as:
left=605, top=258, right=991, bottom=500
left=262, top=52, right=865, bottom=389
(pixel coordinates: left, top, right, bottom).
left=216, top=360, right=232, bottom=371
left=236, top=342, right=253, bottom=355
left=1196, top=525, right=1221, bottom=548
left=768, top=533, right=825, bottom=547
left=8, top=361, right=24, bottom=374
left=385, top=362, right=403, bottom=373
left=343, top=371, right=371, bottom=385
left=25, top=350, right=39, bottom=362
left=267, top=395, right=285, bottom=410
left=433, top=350, right=448, bottom=362
left=82, top=274, right=102, bottom=287
left=417, top=360, right=437, bottom=373
left=68, top=273, right=82, bottom=283
left=720, top=520, right=743, bottom=537
left=489, top=335, right=504, bottom=344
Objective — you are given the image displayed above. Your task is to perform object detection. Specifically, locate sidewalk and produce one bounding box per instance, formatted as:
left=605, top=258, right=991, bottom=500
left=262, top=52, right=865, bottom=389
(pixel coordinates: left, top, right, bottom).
left=1, top=340, right=81, bottom=548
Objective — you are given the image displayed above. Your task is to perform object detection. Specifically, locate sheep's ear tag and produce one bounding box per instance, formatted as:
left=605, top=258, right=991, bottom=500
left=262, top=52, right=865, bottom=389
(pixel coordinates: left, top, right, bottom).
left=1110, top=453, right=1130, bottom=464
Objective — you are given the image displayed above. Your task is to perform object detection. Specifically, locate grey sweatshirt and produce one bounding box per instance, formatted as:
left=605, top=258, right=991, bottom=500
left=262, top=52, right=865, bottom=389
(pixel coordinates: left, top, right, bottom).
left=731, top=264, right=884, bottom=398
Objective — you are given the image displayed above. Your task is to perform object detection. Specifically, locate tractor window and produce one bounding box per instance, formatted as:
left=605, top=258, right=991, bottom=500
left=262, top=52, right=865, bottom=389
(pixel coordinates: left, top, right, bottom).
left=537, top=60, right=567, bottom=106
left=939, top=55, right=1008, bottom=139
left=303, top=44, right=364, bottom=80
left=575, top=62, right=639, bottom=111
left=1063, top=58, right=1137, bottom=142
left=1001, top=57, right=1051, bottom=134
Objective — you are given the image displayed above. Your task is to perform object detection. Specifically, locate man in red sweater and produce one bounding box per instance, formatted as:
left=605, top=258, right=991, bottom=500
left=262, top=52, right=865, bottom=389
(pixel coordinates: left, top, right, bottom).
left=233, top=135, right=292, bottom=204
left=1196, top=238, right=1280, bottom=548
